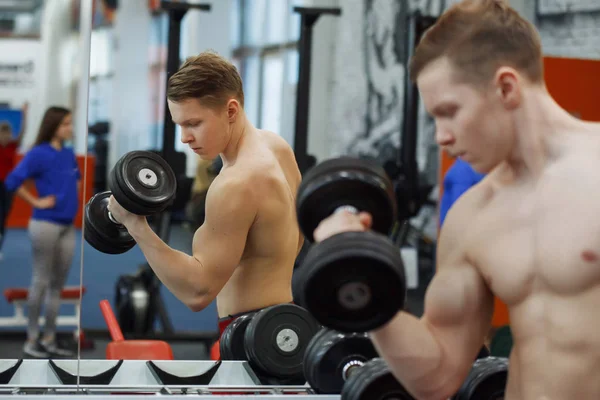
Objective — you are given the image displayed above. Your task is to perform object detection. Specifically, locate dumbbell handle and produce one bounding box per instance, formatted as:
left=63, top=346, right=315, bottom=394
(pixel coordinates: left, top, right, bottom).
left=342, top=360, right=365, bottom=381
left=107, top=210, right=121, bottom=225
left=334, top=205, right=359, bottom=215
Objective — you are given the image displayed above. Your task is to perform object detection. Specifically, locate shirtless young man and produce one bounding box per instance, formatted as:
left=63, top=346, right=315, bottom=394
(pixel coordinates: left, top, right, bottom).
left=313, top=1, right=600, bottom=399
left=107, top=51, right=303, bottom=338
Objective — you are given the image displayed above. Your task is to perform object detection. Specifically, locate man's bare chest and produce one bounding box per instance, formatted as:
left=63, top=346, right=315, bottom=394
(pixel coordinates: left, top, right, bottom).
left=465, top=174, right=600, bottom=305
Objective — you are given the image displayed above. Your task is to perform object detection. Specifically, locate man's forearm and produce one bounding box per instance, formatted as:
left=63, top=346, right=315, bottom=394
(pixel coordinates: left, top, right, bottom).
left=370, top=311, right=452, bottom=400
left=127, top=219, right=209, bottom=310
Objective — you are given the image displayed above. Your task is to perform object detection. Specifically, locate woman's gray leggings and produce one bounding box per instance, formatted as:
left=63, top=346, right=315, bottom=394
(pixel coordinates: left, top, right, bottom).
left=27, top=219, right=75, bottom=342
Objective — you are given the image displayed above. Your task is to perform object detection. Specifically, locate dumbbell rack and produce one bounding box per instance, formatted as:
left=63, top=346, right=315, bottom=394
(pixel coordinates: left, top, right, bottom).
left=0, top=359, right=339, bottom=399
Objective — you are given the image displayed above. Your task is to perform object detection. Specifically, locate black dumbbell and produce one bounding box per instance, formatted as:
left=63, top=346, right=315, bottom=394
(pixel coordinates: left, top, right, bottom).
left=296, top=156, right=398, bottom=242
left=219, top=304, right=320, bottom=384
left=304, top=328, right=381, bottom=394
left=293, top=157, right=405, bottom=333
left=293, top=231, right=406, bottom=333
left=303, top=328, right=414, bottom=399
left=84, top=151, right=177, bottom=254
left=452, top=356, right=508, bottom=400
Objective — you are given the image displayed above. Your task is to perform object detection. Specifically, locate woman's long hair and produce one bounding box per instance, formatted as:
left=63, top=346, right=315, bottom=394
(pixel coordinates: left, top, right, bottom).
left=33, top=106, right=71, bottom=147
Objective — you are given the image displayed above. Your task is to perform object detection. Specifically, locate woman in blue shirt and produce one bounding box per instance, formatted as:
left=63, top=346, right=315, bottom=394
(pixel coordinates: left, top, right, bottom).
left=5, top=106, right=81, bottom=358
left=439, top=158, right=485, bottom=226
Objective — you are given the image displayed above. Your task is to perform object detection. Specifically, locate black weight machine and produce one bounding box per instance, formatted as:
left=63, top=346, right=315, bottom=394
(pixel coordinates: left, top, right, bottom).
left=113, top=1, right=217, bottom=345
left=386, top=11, right=438, bottom=245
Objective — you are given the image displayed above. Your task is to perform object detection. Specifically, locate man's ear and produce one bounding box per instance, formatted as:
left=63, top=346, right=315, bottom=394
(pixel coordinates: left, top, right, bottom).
left=227, top=99, right=240, bottom=122
left=493, top=67, right=521, bottom=110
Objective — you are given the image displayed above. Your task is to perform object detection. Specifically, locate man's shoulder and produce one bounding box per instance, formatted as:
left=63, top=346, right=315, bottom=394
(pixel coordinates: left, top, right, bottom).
left=259, top=130, right=294, bottom=155
left=444, top=180, right=493, bottom=227
left=209, top=168, right=257, bottom=197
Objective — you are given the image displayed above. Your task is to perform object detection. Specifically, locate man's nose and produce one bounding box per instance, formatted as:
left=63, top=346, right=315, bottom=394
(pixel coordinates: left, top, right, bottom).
left=435, top=127, right=455, bottom=147
left=180, top=129, right=193, bottom=144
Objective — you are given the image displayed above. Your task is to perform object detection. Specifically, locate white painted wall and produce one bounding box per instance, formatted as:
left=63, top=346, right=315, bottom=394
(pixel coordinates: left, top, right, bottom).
left=108, top=0, right=153, bottom=167
left=0, top=0, right=84, bottom=152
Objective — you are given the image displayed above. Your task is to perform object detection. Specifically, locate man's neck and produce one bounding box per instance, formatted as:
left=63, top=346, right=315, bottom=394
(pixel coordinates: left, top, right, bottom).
left=221, top=113, right=254, bottom=165
left=506, top=86, right=581, bottom=178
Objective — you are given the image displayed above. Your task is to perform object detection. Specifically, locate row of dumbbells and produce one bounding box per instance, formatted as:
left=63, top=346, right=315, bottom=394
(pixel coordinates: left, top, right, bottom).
left=293, top=157, right=508, bottom=399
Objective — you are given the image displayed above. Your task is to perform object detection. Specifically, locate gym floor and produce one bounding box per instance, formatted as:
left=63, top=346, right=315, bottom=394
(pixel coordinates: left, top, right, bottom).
left=0, top=223, right=430, bottom=361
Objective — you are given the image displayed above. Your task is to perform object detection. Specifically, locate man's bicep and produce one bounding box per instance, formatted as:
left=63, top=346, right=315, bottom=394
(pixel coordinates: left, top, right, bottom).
left=192, top=181, right=256, bottom=288
left=423, top=263, right=494, bottom=368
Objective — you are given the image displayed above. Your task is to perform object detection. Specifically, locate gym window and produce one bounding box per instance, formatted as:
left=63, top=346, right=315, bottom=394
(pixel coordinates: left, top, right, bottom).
left=230, top=0, right=301, bottom=144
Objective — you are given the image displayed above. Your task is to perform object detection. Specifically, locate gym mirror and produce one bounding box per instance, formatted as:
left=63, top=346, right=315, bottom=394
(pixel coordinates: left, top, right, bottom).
left=0, top=0, right=92, bottom=364
left=81, top=0, right=224, bottom=372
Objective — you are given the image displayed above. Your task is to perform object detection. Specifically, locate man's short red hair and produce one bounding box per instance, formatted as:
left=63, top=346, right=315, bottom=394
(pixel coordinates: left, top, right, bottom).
left=410, top=0, right=544, bottom=86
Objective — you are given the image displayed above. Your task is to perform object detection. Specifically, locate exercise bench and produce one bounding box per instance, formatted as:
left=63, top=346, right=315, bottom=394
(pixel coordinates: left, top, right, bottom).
left=1, top=286, right=86, bottom=328
left=99, top=299, right=174, bottom=360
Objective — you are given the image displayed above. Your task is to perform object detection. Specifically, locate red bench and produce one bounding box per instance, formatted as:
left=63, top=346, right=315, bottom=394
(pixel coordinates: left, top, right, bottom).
left=1, top=286, right=85, bottom=328
left=99, top=299, right=173, bottom=360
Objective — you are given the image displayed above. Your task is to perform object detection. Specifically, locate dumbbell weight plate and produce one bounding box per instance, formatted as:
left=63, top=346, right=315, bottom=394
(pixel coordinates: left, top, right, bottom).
left=341, top=357, right=414, bottom=400
left=304, top=329, right=378, bottom=394
left=296, top=231, right=406, bottom=333
left=243, top=304, right=319, bottom=381
left=477, top=345, right=491, bottom=360
left=84, top=191, right=136, bottom=254
left=452, top=357, right=508, bottom=400
left=109, top=151, right=177, bottom=215
left=296, top=157, right=397, bottom=242
left=219, top=313, right=255, bottom=361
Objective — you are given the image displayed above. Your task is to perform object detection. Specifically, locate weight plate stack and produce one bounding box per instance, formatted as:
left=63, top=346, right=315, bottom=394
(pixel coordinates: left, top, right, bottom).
left=219, top=313, right=255, bottom=361
left=84, top=191, right=136, bottom=254
left=304, top=328, right=378, bottom=394
left=341, top=357, right=414, bottom=400
left=243, top=304, right=319, bottom=381
left=452, top=357, right=509, bottom=400
left=296, top=231, right=406, bottom=332
left=109, top=151, right=177, bottom=216
left=296, top=157, right=397, bottom=242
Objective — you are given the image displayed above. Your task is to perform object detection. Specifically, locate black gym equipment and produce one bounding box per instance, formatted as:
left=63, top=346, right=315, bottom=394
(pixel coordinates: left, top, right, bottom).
left=219, top=313, right=255, bottom=361
left=84, top=192, right=136, bottom=254
left=303, top=328, right=379, bottom=394
left=386, top=11, right=438, bottom=225
left=243, top=304, right=320, bottom=382
left=219, top=304, right=319, bottom=384
left=292, top=6, right=341, bottom=174
left=341, top=357, right=414, bottom=400
left=378, top=12, right=439, bottom=247
left=84, top=150, right=177, bottom=255
left=294, top=231, right=405, bottom=333
left=114, top=266, right=160, bottom=336
left=296, top=157, right=398, bottom=242
left=452, top=357, right=508, bottom=400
